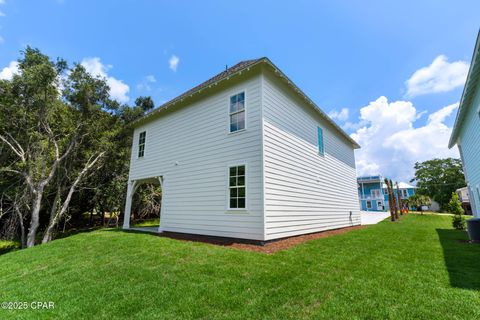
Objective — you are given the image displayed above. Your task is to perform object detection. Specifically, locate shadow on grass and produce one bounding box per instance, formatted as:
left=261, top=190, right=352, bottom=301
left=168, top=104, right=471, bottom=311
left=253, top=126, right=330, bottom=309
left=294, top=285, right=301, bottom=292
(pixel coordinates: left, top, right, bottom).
left=436, top=229, right=480, bottom=290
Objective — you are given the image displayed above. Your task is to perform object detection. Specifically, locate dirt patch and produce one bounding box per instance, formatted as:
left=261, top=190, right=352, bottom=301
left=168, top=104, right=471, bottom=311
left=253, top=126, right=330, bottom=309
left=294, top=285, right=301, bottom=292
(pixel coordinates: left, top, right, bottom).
left=159, top=225, right=364, bottom=254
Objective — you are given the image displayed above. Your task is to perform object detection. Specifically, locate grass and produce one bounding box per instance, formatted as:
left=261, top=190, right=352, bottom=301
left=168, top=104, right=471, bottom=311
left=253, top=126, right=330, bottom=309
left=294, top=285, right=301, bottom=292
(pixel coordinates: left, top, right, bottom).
left=0, top=214, right=479, bottom=319
left=131, top=218, right=160, bottom=227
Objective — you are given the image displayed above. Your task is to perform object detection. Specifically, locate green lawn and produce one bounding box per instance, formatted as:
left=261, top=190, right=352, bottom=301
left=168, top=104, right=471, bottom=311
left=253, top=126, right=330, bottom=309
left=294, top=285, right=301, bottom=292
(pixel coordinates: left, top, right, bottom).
left=131, top=218, right=160, bottom=227
left=1, top=214, right=479, bottom=319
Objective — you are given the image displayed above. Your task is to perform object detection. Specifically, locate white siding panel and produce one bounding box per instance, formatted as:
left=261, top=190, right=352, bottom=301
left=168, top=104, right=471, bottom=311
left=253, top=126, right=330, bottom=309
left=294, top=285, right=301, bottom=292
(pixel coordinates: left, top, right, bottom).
left=128, top=74, right=264, bottom=240
left=262, top=73, right=360, bottom=240
left=458, top=81, right=480, bottom=217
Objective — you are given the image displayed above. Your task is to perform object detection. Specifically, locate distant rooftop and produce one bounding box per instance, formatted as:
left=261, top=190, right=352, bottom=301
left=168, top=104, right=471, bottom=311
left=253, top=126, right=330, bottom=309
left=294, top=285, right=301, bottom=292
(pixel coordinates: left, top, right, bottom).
left=357, top=176, right=416, bottom=189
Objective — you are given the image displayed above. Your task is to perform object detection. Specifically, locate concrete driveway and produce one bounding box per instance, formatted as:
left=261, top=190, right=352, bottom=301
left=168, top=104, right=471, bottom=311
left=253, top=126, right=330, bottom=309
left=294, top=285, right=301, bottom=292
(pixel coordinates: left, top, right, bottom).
left=360, top=211, right=390, bottom=225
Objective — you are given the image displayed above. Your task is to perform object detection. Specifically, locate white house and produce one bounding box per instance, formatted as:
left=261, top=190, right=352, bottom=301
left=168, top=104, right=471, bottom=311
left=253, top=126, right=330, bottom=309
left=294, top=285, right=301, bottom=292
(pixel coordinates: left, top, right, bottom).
left=449, top=32, right=480, bottom=218
left=123, top=58, right=361, bottom=241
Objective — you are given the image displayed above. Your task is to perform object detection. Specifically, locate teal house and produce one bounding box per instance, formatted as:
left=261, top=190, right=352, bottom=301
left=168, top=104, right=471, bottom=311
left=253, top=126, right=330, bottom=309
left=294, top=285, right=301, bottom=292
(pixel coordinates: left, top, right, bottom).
left=357, top=175, right=416, bottom=212
left=449, top=31, right=480, bottom=218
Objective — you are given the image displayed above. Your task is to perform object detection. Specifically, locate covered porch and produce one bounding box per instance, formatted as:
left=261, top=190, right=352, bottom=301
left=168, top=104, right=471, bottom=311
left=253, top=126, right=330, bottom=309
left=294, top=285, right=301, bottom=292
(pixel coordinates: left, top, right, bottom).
left=123, top=176, right=164, bottom=233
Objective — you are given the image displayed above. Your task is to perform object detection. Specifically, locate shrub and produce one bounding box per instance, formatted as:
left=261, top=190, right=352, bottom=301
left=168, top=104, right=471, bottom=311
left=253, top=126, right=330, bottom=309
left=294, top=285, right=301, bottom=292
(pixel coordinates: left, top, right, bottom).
left=0, top=240, right=20, bottom=254
left=447, top=192, right=465, bottom=230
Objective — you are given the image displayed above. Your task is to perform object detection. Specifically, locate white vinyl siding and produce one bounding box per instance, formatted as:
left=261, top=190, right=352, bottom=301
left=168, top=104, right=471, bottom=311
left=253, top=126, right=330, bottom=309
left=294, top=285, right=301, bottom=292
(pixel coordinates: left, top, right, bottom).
left=128, top=74, right=264, bottom=240
left=458, top=81, right=480, bottom=218
left=262, top=72, right=360, bottom=240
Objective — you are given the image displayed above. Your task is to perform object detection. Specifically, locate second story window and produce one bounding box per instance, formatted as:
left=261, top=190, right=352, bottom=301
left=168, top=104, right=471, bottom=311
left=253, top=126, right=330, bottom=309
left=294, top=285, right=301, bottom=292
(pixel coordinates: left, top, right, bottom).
left=229, top=92, right=245, bottom=133
left=371, top=189, right=381, bottom=198
left=317, top=127, right=324, bottom=155
left=138, top=131, right=146, bottom=158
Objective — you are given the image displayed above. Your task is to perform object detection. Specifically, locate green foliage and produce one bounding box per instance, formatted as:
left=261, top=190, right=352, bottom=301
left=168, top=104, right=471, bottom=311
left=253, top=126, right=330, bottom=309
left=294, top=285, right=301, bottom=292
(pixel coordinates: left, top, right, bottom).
left=448, top=192, right=466, bottom=230
left=0, top=240, right=19, bottom=254
left=0, top=47, right=158, bottom=243
left=410, top=158, right=466, bottom=209
left=135, top=96, right=155, bottom=112
left=405, top=194, right=431, bottom=211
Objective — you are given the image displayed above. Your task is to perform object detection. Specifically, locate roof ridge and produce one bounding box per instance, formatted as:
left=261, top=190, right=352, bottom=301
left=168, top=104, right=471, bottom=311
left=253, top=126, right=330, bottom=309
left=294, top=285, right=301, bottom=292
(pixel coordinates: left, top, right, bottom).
left=142, top=58, right=263, bottom=118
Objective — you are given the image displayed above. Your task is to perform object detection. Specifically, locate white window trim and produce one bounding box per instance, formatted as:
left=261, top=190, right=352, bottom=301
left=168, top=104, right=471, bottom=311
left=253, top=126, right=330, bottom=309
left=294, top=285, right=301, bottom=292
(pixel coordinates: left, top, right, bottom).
left=137, top=130, right=147, bottom=159
left=227, top=90, right=247, bottom=134
left=226, top=161, right=248, bottom=213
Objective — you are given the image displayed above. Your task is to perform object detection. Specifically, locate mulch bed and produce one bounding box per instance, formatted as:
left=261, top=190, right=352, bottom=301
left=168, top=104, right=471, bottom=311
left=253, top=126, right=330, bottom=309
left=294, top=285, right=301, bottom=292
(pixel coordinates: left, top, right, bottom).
left=159, top=225, right=364, bottom=254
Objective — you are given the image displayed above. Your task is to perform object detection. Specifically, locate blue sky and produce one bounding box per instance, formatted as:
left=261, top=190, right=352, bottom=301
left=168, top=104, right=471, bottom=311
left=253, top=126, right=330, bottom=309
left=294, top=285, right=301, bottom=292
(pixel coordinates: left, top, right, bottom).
left=0, top=0, right=478, bottom=181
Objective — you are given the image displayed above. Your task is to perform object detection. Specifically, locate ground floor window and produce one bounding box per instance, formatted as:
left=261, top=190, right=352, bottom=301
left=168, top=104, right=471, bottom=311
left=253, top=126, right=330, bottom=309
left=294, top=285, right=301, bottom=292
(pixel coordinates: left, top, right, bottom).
left=366, top=201, right=372, bottom=209
left=229, top=165, right=246, bottom=209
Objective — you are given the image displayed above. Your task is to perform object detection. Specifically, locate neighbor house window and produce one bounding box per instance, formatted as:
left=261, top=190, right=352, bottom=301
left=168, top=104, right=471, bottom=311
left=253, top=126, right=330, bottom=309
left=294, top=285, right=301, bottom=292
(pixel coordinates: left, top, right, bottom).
left=229, top=165, right=246, bottom=209
left=138, top=131, right=146, bottom=158
left=402, top=189, right=408, bottom=197
left=317, top=127, right=324, bottom=155
left=366, top=201, right=372, bottom=209
left=371, top=189, right=381, bottom=198
left=229, top=92, right=245, bottom=132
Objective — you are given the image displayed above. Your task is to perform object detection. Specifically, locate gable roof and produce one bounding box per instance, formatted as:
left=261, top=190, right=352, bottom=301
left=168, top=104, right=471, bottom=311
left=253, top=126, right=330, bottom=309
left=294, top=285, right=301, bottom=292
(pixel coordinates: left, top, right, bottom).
left=449, top=30, right=480, bottom=148
left=133, top=57, right=360, bottom=149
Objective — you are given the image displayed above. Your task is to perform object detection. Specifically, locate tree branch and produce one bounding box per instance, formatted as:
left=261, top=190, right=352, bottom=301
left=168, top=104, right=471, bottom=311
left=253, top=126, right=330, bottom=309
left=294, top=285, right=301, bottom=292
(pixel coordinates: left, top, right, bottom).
left=0, top=133, right=25, bottom=162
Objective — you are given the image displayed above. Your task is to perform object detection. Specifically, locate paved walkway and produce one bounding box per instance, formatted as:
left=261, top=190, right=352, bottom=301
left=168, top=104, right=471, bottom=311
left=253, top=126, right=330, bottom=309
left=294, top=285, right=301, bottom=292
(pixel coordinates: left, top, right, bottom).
left=360, top=211, right=390, bottom=225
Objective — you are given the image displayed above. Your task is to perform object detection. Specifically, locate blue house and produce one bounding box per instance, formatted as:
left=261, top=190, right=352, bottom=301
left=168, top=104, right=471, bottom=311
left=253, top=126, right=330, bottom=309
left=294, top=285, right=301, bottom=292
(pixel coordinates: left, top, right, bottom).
left=449, top=31, right=480, bottom=218
left=357, top=175, right=416, bottom=212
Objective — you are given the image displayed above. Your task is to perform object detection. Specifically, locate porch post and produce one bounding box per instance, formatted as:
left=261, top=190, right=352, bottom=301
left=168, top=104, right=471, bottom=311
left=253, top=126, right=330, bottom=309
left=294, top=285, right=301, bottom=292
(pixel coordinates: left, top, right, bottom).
left=157, top=176, right=164, bottom=233
left=123, top=180, right=137, bottom=229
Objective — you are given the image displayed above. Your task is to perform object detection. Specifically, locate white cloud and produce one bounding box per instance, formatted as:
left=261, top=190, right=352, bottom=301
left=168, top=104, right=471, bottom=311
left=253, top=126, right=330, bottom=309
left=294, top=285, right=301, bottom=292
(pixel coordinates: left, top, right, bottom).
left=328, top=108, right=349, bottom=121
left=0, top=61, right=19, bottom=80
left=351, top=96, right=459, bottom=182
left=405, top=55, right=469, bottom=97
left=136, top=74, right=156, bottom=91
left=81, top=57, right=129, bottom=103
left=145, top=75, right=156, bottom=83
left=169, top=55, right=179, bottom=72
left=0, top=0, right=5, bottom=17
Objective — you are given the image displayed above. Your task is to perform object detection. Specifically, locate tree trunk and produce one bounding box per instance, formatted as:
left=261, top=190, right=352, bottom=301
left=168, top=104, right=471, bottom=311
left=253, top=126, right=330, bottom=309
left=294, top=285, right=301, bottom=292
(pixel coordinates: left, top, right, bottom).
left=101, top=210, right=106, bottom=227
left=14, top=206, right=26, bottom=248
left=42, top=187, right=61, bottom=243
left=396, top=184, right=402, bottom=216
left=42, top=152, right=104, bottom=244
left=385, top=179, right=395, bottom=221
left=27, top=189, right=43, bottom=248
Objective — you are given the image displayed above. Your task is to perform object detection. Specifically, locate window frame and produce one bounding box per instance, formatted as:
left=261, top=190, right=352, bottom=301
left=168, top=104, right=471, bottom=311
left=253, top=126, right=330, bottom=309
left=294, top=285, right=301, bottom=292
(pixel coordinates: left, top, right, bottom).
left=226, top=162, right=247, bottom=212
left=317, top=126, right=325, bottom=155
left=366, top=200, right=372, bottom=209
left=138, top=131, right=146, bottom=158
left=228, top=91, right=247, bottom=134
left=371, top=189, right=381, bottom=198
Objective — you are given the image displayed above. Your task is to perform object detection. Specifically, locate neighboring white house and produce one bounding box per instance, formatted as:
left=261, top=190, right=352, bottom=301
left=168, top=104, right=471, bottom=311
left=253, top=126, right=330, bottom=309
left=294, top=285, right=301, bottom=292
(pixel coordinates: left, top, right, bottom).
left=449, top=32, right=480, bottom=218
left=123, top=58, right=361, bottom=241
